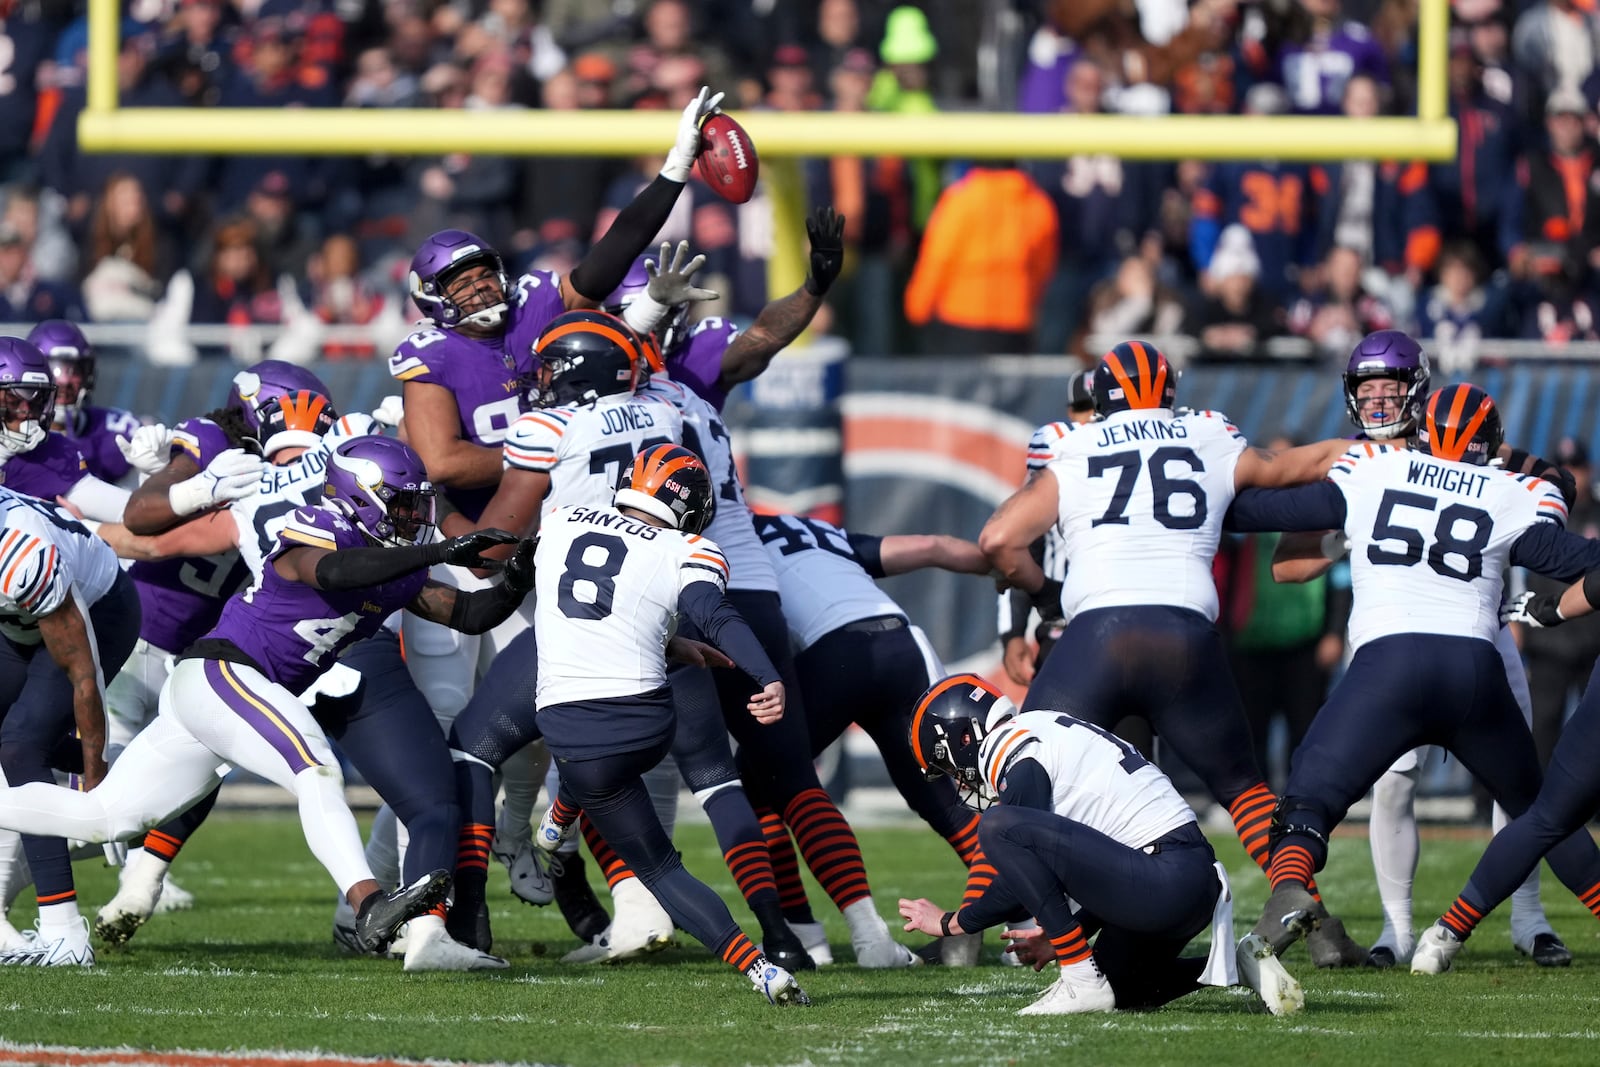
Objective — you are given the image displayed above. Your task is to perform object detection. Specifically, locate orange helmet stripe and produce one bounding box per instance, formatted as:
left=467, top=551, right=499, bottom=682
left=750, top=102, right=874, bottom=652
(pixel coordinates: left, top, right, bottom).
left=537, top=319, right=642, bottom=361
left=909, top=673, right=995, bottom=773
left=631, top=448, right=701, bottom=494
left=1106, top=342, right=1168, bottom=410
left=278, top=390, right=330, bottom=432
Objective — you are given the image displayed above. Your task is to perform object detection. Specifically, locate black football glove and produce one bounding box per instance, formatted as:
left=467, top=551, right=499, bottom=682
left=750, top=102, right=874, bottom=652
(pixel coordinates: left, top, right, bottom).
left=804, top=206, right=845, bottom=296
left=440, top=528, right=520, bottom=567
left=1502, top=590, right=1566, bottom=628
left=502, top=537, right=536, bottom=597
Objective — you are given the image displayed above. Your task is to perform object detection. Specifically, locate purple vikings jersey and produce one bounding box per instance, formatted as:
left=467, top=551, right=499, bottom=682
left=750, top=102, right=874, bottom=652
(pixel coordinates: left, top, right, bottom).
left=387, top=270, right=566, bottom=518
left=207, top=505, right=428, bottom=695
left=1277, top=22, right=1389, bottom=115
left=130, top=416, right=251, bottom=654
left=65, top=405, right=141, bottom=484
left=0, top=432, right=89, bottom=500
left=667, top=317, right=741, bottom=413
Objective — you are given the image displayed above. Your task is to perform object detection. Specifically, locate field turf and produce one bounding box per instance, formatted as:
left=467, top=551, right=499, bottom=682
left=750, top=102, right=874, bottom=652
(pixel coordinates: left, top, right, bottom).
left=1, top=811, right=1598, bottom=1066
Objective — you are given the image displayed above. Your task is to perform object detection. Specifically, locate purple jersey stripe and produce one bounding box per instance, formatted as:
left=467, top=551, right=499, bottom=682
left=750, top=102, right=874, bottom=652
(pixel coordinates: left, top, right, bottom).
left=204, top=659, right=321, bottom=775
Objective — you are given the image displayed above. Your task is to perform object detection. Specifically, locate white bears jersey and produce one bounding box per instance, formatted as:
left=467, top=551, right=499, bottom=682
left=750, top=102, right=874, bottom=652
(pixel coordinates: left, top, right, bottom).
left=754, top=514, right=904, bottom=650
left=1330, top=444, right=1569, bottom=651
left=980, top=710, right=1195, bottom=849
left=0, top=486, right=121, bottom=644
left=1042, top=409, right=1246, bottom=621
left=502, top=394, right=684, bottom=517
left=534, top=504, right=730, bottom=709
left=642, top=376, right=777, bottom=592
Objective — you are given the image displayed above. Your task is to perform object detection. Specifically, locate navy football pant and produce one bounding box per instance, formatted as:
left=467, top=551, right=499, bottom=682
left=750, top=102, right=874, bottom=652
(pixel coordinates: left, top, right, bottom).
left=1451, top=655, right=1600, bottom=929
left=0, top=572, right=140, bottom=903
left=979, top=806, right=1216, bottom=1009
left=1023, top=606, right=1263, bottom=808
left=1272, top=635, right=1600, bottom=890
left=448, top=626, right=542, bottom=831
left=335, top=631, right=460, bottom=883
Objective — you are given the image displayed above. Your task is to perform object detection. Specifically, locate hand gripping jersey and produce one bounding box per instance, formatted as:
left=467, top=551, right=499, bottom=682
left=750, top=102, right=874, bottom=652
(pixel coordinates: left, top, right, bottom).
left=387, top=270, right=566, bottom=518
left=502, top=393, right=684, bottom=517
left=533, top=504, right=731, bottom=709
left=753, top=513, right=903, bottom=651
left=980, top=709, right=1196, bottom=850
left=0, top=431, right=90, bottom=501
left=65, top=405, right=141, bottom=484
left=1040, top=409, right=1247, bottom=621
left=205, top=505, right=429, bottom=695
left=1328, top=444, right=1569, bottom=651
left=642, top=375, right=777, bottom=592
left=0, top=486, right=121, bottom=645
left=129, top=416, right=251, bottom=655
left=666, top=317, right=741, bottom=413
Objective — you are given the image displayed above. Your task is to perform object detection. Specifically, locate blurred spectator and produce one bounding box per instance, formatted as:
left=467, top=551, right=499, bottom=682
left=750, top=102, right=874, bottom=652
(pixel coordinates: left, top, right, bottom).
left=1185, top=224, right=1285, bottom=357
left=903, top=162, right=1058, bottom=355
left=0, top=185, right=76, bottom=284
left=768, top=45, right=822, bottom=111
left=187, top=217, right=281, bottom=325
left=243, top=171, right=319, bottom=281
left=513, top=63, right=628, bottom=260
left=1431, top=29, right=1520, bottom=270
left=1077, top=254, right=1186, bottom=356
left=82, top=173, right=167, bottom=324
left=1275, top=0, right=1391, bottom=115
left=542, top=0, right=635, bottom=53
left=304, top=234, right=387, bottom=358
left=155, top=0, right=235, bottom=108
left=1287, top=245, right=1395, bottom=358
left=475, top=0, right=566, bottom=88
left=1518, top=436, right=1600, bottom=767
left=1521, top=258, right=1600, bottom=342
left=0, top=1, right=55, bottom=183
left=346, top=46, right=418, bottom=108
left=1513, top=85, right=1600, bottom=286
left=1512, top=0, right=1600, bottom=108
left=571, top=51, right=620, bottom=107
left=868, top=6, right=941, bottom=231
left=813, top=0, right=864, bottom=98
left=1417, top=241, right=1510, bottom=370
left=0, top=220, right=83, bottom=322
left=1190, top=84, right=1314, bottom=298
left=409, top=53, right=521, bottom=243
left=616, top=0, right=735, bottom=105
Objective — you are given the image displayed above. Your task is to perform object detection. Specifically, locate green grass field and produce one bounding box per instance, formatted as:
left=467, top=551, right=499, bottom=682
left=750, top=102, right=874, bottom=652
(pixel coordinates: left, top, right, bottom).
left=2, top=811, right=1599, bottom=1067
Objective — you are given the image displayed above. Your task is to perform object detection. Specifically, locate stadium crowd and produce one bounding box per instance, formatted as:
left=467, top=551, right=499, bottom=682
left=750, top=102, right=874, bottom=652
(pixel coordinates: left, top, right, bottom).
left=5, top=0, right=1600, bottom=362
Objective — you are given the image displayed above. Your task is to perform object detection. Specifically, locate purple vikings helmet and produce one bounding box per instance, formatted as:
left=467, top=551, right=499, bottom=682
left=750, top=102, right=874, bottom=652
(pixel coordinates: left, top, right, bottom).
left=226, top=360, right=333, bottom=436
left=0, top=337, right=56, bottom=454
left=323, top=436, right=437, bottom=548
left=26, top=320, right=93, bottom=428
left=408, top=229, right=510, bottom=331
left=1344, top=330, right=1430, bottom=441
left=605, top=255, right=691, bottom=361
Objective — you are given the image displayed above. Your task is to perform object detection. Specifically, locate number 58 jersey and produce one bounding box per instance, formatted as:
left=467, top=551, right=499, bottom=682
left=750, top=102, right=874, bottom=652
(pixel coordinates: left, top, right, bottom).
left=533, top=504, right=731, bottom=710
left=1330, top=444, right=1568, bottom=652
left=1041, top=409, right=1246, bottom=621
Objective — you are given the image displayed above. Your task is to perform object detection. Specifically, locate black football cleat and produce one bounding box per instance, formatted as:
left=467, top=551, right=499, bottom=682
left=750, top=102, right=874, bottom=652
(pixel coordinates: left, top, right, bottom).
left=1520, top=932, right=1573, bottom=968
left=1306, top=910, right=1369, bottom=968
left=762, top=927, right=816, bottom=973
left=550, top=852, right=610, bottom=945
left=1366, top=945, right=1398, bottom=969
left=446, top=893, right=494, bottom=955
left=354, top=869, right=451, bottom=954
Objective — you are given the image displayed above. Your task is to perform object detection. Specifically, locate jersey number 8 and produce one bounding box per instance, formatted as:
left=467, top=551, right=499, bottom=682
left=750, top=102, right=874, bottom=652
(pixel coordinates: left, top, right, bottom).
left=558, top=532, right=629, bottom=620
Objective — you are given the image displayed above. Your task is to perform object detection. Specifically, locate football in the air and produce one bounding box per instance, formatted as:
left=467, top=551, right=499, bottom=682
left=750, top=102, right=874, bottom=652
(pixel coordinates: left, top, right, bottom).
left=696, top=112, right=759, bottom=204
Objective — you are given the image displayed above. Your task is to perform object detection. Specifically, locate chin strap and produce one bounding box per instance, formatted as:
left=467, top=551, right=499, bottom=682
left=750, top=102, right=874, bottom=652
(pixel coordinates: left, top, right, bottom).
left=458, top=303, right=508, bottom=330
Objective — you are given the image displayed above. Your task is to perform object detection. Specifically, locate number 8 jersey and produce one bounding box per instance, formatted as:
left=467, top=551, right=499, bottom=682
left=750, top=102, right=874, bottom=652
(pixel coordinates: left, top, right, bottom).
left=1039, top=409, right=1246, bottom=621
left=1329, top=444, right=1568, bottom=652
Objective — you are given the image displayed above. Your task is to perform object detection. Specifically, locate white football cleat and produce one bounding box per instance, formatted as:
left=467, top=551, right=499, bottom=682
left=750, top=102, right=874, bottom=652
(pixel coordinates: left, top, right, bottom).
left=1237, top=933, right=1305, bottom=1016
left=95, top=851, right=167, bottom=946
left=1411, top=924, right=1463, bottom=975
left=1017, top=958, right=1116, bottom=1015
left=786, top=920, right=833, bottom=967
left=563, top=878, right=675, bottom=963
left=153, top=873, right=194, bottom=914
left=750, top=961, right=812, bottom=1006
left=0, top=919, right=95, bottom=967
left=493, top=836, right=554, bottom=907
left=0, top=916, right=30, bottom=954
left=843, top=898, right=917, bottom=968
left=534, top=807, right=572, bottom=855
left=403, top=919, right=508, bottom=971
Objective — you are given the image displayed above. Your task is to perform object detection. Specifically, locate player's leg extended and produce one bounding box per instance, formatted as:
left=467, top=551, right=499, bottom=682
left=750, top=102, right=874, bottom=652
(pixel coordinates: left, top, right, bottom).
left=477, top=606, right=550, bottom=878
left=1367, top=750, right=1424, bottom=965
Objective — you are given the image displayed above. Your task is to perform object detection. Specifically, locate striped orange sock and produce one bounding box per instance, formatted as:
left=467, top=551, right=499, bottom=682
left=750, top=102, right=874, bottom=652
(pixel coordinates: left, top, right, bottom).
left=720, top=931, right=763, bottom=976
left=783, top=788, right=870, bottom=910
left=961, top=849, right=998, bottom=910
left=142, top=828, right=185, bottom=863
left=1441, top=895, right=1484, bottom=940
left=1048, top=925, right=1092, bottom=967
left=579, top=814, right=635, bottom=889
left=724, top=840, right=779, bottom=904
left=456, top=823, right=492, bottom=877
left=428, top=902, right=448, bottom=921
left=1580, top=880, right=1600, bottom=921
left=550, top=795, right=580, bottom=830
left=946, top=812, right=982, bottom=866
left=1230, top=784, right=1324, bottom=902
left=759, top=807, right=813, bottom=919
left=1268, top=843, right=1315, bottom=891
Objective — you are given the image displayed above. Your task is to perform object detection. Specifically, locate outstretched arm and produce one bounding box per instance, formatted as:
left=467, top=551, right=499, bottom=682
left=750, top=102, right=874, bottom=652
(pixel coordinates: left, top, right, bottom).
left=98, top=509, right=239, bottom=561
left=979, top=472, right=1059, bottom=594
left=874, top=534, right=993, bottom=577
left=718, top=206, right=845, bottom=388
left=1234, top=438, right=1352, bottom=490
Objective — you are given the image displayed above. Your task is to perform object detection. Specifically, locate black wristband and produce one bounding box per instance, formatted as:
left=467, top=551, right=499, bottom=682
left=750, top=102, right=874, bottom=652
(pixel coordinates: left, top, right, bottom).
left=569, top=173, right=684, bottom=300
left=940, top=911, right=955, bottom=937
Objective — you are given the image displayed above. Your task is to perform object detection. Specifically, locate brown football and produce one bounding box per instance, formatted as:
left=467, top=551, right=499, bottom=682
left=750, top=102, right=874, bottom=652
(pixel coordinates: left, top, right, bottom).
left=696, top=112, right=760, bottom=204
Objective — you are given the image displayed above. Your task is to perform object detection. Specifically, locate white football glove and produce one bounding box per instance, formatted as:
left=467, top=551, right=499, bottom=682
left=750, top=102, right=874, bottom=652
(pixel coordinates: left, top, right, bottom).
left=168, top=447, right=265, bottom=516
left=623, top=240, right=721, bottom=336
left=660, top=85, right=726, bottom=183
left=115, top=423, right=173, bottom=475
left=0, top=421, right=47, bottom=462
left=371, top=395, right=405, bottom=428
left=1320, top=531, right=1351, bottom=562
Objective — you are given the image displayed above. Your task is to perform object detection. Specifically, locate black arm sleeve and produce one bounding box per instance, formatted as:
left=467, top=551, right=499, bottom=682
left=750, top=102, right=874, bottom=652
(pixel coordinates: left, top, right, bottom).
left=1225, top=482, right=1349, bottom=534
left=312, top=542, right=447, bottom=591
left=998, top=586, right=1032, bottom=641
left=957, top=872, right=1033, bottom=933
left=1323, top=566, right=1353, bottom=637
left=846, top=532, right=886, bottom=578
left=445, top=581, right=526, bottom=636
left=995, top=756, right=1053, bottom=812
left=678, top=583, right=782, bottom=687
left=567, top=174, right=686, bottom=300
left=1509, top=522, right=1600, bottom=582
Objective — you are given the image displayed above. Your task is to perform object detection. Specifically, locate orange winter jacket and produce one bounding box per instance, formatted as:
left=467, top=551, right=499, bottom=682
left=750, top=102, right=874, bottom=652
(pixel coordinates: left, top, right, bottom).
left=903, top=168, right=1060, bottom=333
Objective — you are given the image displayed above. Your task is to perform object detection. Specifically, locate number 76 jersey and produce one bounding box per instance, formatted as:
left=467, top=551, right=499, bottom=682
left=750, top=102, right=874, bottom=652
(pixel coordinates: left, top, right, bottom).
left=1040, top=409, right=1246, bottom=622
left=1330, top=444, right=1568, bottom=652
